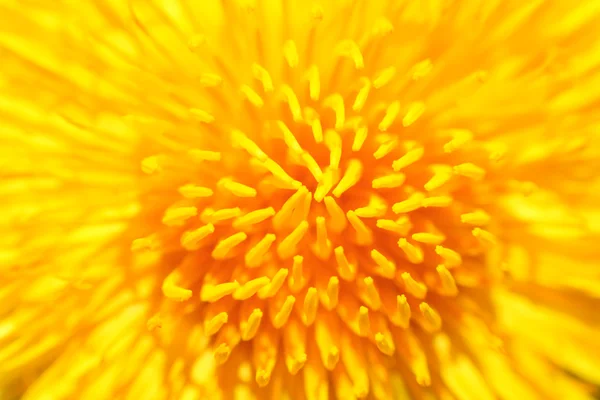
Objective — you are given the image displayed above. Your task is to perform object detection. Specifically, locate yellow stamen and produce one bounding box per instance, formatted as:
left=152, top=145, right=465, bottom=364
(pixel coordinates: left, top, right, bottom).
left=289, top=255, right=306, bottom=292
left=337, top=40, right=364, bottom=69
left=461, top=209, right=491, bottom=225
left=375, top=332, right=395, bottom=356
left=373, top=66, right=396, bottom=88
left=281, top=86, right=303, bottom=122
left=325, top=129, right=343, bottom=169
left=324, top=94, right=346, bottom=130
left=303, top=287, right=319, bottom=326
left=189, top=108, right=215, bottom=123
left=472, top=227, right=497, bottom=246
left=181, top=224, right=215, bottom=250
left=284, top=40, right=299, bottom=68
left=212, top=232, right=248, bottom=259
left=347, top=210, right=373, bottom=245
left=233, top=276, right=271, bottom=300
left=371, top=249, right=395, bottom=278
left=240, top=84, right=264, bottom=108
left=221, top=179, right=257, bottom=197
left=204, top=312, right=228, bottom=336
left=379, top=101, right=401, bottom=131
left=273, top=295, right=296, bottom=328
left=358, top=306, right=370, bottom=336
left=422, top=195, right=453, bottom=208
left=398, top=238, right=424, bottom=264
left=315, top=216, right=332, bottom=260
left=233, top=207, right=276, bottom=229
left=392, top=192, right=425, bottom=214
left=453, top=162, right=486, bottom=180
left=435, top=245, right=463, bottom=267
left=353, top=77, right=371, bottom=112
left=436, top=265, right=458, bottom=295
left=373, top=138, right=398, bottom=159
left=352, top=126, right=369, bottom=151
left=333, top=159, right=363, bottom=198
left=273, top=186, right=308, bottom=231
left=372, top=173, right=406, bottom=189
left=258, top=269, right=289, bottom=299
left=392, top=147, right=424, bottom=171
left=162, top=206, right=198, bottom=227
left=402, top=101, right=426, bottom=127
left=334, top=246, right=356, bottom=281
left=201, top=207, right=242, bottom=224
left=241, top=309, right=263, bottom=341
left=178, top=184, right=214, bottom=199
left=412, top=232, right=445, bottom=245
left=200, top=281, right=240, bottom=303
left=396, top=295, right=411, bottom=328
left=324, top=196, right=347, bottom=232
left=307, top=65, right=321, bottom=101
left=363, top=277, right=382, bottom=310
left=401, top=272, right=427, bottom=299
left=252, top=63, right=274, bottom=92
left=245, top=234, right=277, bottom=268
left=419, top=302, right=442, bottom=332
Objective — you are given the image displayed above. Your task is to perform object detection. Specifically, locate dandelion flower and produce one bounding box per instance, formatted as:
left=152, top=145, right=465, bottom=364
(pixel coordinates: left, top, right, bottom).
left=2, top=0, right=600, bottom=399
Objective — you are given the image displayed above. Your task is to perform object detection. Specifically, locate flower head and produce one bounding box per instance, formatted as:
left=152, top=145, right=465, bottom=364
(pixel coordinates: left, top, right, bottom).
left=2, top=0, right=600, bottom=399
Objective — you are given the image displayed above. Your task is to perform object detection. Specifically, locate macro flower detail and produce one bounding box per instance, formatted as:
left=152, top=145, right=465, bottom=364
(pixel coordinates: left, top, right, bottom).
left=1, top=1, right=600, bottom=399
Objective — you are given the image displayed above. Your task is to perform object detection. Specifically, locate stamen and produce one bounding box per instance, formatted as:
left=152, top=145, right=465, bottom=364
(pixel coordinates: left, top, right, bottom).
left=373, top=138, right=399, bottom=159
left=162, top=271, right=192, bottom=301
left=233, top=277, right=271, bottom=300
left=241, top=85, right=264, bottom=108
left=373, top=66, right=396, bottom=89
left=472, top=227, right=497, bottom=246
left=401, top=272, right=427, bottom=298
left=325, top=277, right=339, bottom=310
left=358, top=306, right=370, bottom=336
left=372, top=173, right=406, bottom=189
left=436, top=265, right=458, bottom=295
left=241, top=309, right=263, bottom=341
left=398, top=238, right=424, bottom=264
left=412, top=59, right=433, bottom=80
left=421, top=195, right=453, bottom=208
left=352, top=126, right=369, bottom=151
left=273, top=186, right=309, bottom=231
left=181, top=223, right=215, bottom=250
left=315, top=216, right=332, bottom=259
left=412, top=232, right=445, bottom=245
left=284, top=40, right=299, bottom=68
left=205, top=312, right=228, bottom=336
left=201, top=207, right=242, bottom=224
left=379, top=101, right=401, bottom=131
left=392, top=147, right=424, bottom=171
left=435, top=245, right=462, bottom=267
left=162, top=206, right=198, bottom=227
left=353, top=77, right=371, bottom=112
left=375, top=332, right=395, bottom=356
left=178, top=184, right=214, bottom=199
left=396, top=295, right=411, bottom=328
left=419, top=303, right=442, bottom=332
left=347, top=210, right=373, bottom=245
left=220, top=179, right=257, bottom=197
left=277, top=221, right=310, bottom=259
left=273, top=295, right=296, bottom=328
left=200, top=73, right=223, bottom=87
left=324, top=94, right=346, bottom=130
left=324, top=196, right=347, bottom=232
left=334, top=246, right=356, bottom=281
left=325, top=129, right=343, bottom=169
left=392, top=192, right=425, bottom=214
left=443, top=129, right=473, bottom=152
left=258, top=269, right=289, bottom=299
left=245, top=234, right=277, bottom=267
left=371, top=250, right=395, bottom=278
left=363, top=277, right=382, bottom=310
left=231, top=129, right=268, bottom=161
left=337, top=40, right=364, bottom=69
left=200, top=281, right=240, bottom=303
left=333, top=159, right=363, bottom=198
left=460, top=209, right=491, bottom=225
left=233, top=207, right=275, bottom=229
left=189, top=108, right=215, bottom=123
left=212, top=232, right=248, bottom=259
left=303, top=287, right=319, bottom=326
left=307, top=65, right=321, bottom=101
left=289, top=255, right=306, bottom=292
left=252, top=63, right=274, bottom=92
left=281, top=86, right=303, bottom=122
left=453, top=163, right=486, bottom=180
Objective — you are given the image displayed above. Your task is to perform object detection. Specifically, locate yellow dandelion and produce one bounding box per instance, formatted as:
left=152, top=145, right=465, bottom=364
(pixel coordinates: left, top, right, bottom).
left=1, top=0, right=600, bottom=399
